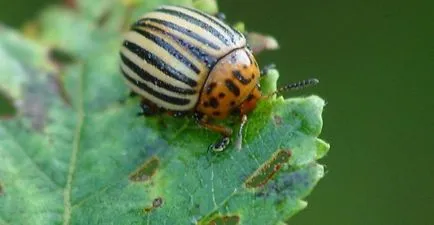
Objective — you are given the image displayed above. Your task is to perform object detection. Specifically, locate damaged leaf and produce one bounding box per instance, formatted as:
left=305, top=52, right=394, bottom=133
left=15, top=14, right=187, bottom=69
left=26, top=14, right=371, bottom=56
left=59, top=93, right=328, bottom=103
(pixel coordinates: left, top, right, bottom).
left=0, top=1, right=329, bottom=225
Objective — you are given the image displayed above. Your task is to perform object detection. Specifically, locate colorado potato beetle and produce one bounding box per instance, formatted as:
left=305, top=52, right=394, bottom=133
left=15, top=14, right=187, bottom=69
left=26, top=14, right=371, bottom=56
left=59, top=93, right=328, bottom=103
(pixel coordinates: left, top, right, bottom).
left=120, top=5, right=318, bottom=151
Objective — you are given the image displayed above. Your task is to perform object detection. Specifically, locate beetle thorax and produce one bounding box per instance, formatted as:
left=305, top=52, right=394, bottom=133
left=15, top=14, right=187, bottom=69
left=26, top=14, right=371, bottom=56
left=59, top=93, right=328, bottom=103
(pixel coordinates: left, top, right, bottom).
left=196, top=48, right=261, bottom=119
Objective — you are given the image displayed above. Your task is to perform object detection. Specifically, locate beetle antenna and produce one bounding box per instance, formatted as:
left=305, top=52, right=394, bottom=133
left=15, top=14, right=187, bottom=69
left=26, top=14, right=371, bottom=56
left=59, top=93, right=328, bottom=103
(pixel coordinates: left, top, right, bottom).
left=267, top=78, right=319, bottom=97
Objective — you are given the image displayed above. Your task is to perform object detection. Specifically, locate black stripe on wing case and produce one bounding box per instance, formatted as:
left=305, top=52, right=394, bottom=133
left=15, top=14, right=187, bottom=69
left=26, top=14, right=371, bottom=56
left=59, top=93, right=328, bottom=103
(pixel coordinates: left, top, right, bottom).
left=156, top=8, right=231, bottom=46
left=178, top=6, right=239, bottom=44
left=120, top=54, right=196, bottom=95
left=122, top=68, right=191, bottom=106
left=139, top=23, right=218, bottom=69
left=131, top=27, right=201, bottom=74
left=123, top=40, right=198, bottom=87
left=136, top=18, right=221, bottom=50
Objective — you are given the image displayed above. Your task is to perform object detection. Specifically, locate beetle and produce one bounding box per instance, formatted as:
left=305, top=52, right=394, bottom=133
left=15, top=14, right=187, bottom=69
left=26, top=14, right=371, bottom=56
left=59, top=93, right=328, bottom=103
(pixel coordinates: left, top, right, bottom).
left=120, top=5, right=318, bottom=151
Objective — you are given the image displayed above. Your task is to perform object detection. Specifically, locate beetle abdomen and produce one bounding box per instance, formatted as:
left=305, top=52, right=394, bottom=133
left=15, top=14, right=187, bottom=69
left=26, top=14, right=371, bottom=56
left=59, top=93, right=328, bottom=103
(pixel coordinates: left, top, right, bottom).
left=120, top=5, right=246, bottom=111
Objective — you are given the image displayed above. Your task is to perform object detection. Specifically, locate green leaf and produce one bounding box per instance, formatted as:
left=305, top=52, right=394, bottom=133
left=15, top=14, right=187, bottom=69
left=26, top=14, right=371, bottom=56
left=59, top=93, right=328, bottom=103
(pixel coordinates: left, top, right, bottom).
left=0, top=1, right=330, bottom=224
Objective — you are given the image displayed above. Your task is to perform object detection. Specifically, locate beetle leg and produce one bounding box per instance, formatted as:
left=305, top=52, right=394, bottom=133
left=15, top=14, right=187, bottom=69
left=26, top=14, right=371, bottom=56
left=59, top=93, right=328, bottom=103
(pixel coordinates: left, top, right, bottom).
left=235, top=114, right=248, bottom=150
left=129, top=91, right=138, bottom=98
left=215, top=12, right=227, bottom=21
left=137, top=99, right=160, bottom=117
left=199, top=119, right=233, bottom=137
left=197, top=115, right=233, bottom=152
left=167, top=111, right=188, bottom=118
left=118, top=91, right=138, bottom=104
left=260, top=63, right=276, bottom=77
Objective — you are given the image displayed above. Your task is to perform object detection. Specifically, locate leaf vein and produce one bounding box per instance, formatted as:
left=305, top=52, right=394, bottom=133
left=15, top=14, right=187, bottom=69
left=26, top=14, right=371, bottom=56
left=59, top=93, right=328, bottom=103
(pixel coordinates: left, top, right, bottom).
left=62, top=65, right=85, bottom=225
left=0, top=126, right=61, bottom=188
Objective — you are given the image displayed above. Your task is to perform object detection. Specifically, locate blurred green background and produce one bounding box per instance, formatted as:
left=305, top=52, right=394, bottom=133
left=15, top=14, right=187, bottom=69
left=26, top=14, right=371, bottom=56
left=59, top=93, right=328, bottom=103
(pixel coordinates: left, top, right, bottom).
left=1, top=0, right=433, bottom=225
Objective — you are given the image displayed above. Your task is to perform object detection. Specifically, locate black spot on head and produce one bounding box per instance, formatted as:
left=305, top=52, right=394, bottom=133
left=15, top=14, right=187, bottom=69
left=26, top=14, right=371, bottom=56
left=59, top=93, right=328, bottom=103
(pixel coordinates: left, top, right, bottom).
left=213, top=111, right=221, bottom=116
left=206, top=82, right=217, bottom=95
left=203, top=101, right=210, bottom=108
left=230, top=101, right=236, bottom=106
left=231, top=107, right=241, bottom=115
left=225, top=79, right=240, bottom=96
left=252, top=73, right=256, bottom=79
left=232, top=70, right=251, bottom=85
left=246, top=94, right=255, bottom=102
left=218, top=92, right=226, bottom=99
left=243, top=64, right=248, bottom=69
left=209, top=97, right=219, bottom=108
left=230, top=54, right=238, bottom=63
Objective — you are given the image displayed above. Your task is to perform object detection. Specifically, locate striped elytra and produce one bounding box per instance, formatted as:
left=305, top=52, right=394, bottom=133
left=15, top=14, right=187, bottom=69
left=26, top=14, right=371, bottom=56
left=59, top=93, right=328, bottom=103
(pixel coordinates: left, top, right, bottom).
left=120, top=5, right=261, bottom=119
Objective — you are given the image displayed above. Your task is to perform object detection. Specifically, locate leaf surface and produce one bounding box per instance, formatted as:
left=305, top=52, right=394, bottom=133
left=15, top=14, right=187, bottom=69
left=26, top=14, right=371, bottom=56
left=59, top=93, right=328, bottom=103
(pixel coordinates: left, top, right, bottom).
left=0, top=1, right=329, bottom=224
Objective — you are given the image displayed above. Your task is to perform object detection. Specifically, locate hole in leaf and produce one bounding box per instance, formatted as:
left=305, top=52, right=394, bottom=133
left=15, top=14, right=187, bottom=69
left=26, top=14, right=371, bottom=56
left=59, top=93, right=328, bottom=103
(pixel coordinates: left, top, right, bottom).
left=152, top=197, right=163, bottom=208
left=245, top=149, right=292, bottom=188
left=144, top=197, right=164, bottom=213
left=129, top=156, right=160, bottom=182
left=207, top=215, right=240, bottom=225
left=273, top=115, right=283, bottom=126
left=0, top=91, right=16, bottom=119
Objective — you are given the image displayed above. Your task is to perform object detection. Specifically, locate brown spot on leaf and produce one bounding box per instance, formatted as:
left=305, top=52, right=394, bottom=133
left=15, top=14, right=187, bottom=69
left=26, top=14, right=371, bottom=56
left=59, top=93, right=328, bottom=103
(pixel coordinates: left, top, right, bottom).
left=48, top=48, right=76, bottom=67
left=245, top=150, right=292, bottom=188
left=22, top=74, right=71, bottom=131
left=0, top=182, right=4, bottom=196
left=0, top=91, right=16, bottom=119
left=64, top=0, right=77, bottom=9
left=207, top=215, right=240, bottom=225
left=129, top=156, right=160, bottom=182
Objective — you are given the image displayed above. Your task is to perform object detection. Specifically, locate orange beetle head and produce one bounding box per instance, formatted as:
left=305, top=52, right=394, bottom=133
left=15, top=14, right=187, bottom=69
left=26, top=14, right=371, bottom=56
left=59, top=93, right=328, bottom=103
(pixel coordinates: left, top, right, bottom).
left=196, top=47, right=261, bottom=119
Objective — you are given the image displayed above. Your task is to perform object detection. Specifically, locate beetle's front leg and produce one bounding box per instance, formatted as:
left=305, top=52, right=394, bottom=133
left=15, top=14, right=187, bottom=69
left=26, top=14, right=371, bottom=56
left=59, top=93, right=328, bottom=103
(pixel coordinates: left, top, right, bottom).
left=196, top=114, right=233, bottom=152
left=260, top=63, right=276, bottom=77
left=215, top=12, right=226, bottom=21
left=118, top=91, right=138, bottom=104
left=137, top=99, right=160, bottom=117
